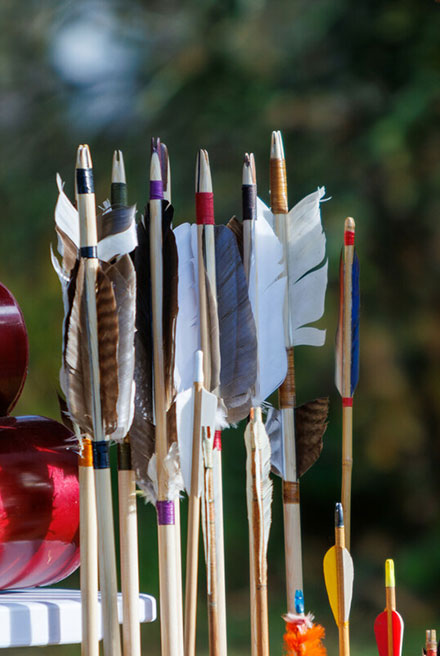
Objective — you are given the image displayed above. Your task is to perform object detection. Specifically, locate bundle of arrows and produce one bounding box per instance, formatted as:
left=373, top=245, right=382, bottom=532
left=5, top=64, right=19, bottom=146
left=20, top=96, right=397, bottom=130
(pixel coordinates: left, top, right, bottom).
left=47, top=129, right=423, bottom=656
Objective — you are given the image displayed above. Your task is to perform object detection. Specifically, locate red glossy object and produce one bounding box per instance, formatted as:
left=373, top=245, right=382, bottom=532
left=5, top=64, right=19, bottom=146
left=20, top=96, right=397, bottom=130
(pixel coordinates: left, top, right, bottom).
left=0, top=283, right=29, bottom=415
left=374, top=609, right=404, bottom=656
left=0, top=415, right=80, bottom=589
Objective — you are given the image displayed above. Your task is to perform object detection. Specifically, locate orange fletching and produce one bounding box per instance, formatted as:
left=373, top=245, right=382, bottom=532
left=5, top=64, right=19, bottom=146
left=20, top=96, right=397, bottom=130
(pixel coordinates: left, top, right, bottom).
left=284, top=621, right=327, bottom=656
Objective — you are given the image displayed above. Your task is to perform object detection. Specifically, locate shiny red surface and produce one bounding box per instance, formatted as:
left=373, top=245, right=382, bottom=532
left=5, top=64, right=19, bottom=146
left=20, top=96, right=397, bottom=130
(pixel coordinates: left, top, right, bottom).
left=0, top=416, right=79, bottom=589
left=0, top=284, right=29, bottom=415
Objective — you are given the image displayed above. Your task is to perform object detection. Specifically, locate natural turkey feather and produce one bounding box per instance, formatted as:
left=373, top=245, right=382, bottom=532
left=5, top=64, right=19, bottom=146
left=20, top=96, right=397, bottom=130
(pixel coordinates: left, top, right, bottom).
left=53, top=182, right=137, bottom=441
left=63, top=259, right=119, bottom=436
left=266, top=398, right=329, bottom=479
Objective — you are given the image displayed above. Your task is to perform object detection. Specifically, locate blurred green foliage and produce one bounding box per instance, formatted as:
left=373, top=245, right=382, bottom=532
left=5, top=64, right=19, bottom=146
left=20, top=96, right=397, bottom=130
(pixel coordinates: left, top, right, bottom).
left=1, top=0, right=440, bottom=654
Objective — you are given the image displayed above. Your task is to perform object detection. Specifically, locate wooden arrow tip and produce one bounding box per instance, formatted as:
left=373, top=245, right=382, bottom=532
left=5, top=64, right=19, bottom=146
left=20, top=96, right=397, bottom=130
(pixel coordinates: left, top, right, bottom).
left=76, top=144, right=92, bottom=169
left=112, top=150, right=126, bottom=183
left=242, top=154, right=254, bottom=185
left=270, top=130, right=284, bottom=160
left=195, top=148, right=212, bottom=193
left=150, top=149, right=162, bottom=182
left=345, top=216, right=355, bottom=231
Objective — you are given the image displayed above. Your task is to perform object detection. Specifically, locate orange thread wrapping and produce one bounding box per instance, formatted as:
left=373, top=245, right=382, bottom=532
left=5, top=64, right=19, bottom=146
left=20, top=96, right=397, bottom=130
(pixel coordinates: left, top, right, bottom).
left=79, top=438, right=93, bottom=467
left=279, top=348, right=295, bottom=408
left=270, top=159, right=288, bottom=214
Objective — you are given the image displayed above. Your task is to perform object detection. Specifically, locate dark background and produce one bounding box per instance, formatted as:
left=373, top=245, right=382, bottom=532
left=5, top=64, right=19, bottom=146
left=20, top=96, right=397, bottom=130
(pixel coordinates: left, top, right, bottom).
left=1, top=0, right=439, bottom=654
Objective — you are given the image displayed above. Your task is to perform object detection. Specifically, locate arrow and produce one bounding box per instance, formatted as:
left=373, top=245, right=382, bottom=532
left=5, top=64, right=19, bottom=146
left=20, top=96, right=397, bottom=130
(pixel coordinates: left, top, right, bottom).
left=146, top=142, right=183, bottom=656
left=174, top=149, right=257, bottom=656
left=266, top=130, right=328, bottom=613
left=335, top=217, right=360, bottom=549
left=425, top=630, right=437, bottom=656
left=283, top=590, right=326, bottom=656
left=201, top=425, right=221, bottom=656
left=323, top=503, right=354, bottom=656
left=180, top=350, right=217, bottom=656
left=374, top=559, right=404, bottom=656
left=71, top=145, right=122, bottom=656
left=240, top=153, right=280, bottom=656
left=195, top=149, right=228, bottom=656
left=77, top=431, right=99, bottom=656
left=110, top=150, right=141, bottom=656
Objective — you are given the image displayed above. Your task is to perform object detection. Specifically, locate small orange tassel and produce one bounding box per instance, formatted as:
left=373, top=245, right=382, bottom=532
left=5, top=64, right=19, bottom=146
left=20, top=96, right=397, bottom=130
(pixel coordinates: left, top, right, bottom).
left=284, top=621, right=327, bottom=656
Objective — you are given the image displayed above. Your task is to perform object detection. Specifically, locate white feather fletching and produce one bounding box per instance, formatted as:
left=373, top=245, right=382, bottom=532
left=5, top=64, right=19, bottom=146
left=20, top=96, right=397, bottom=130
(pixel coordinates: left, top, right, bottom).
left=174, top=223, right=199, bottom=393
left=287, top=188, right=327, bottom=347
left=257, top=189, right=327, bottom=348
left=248, top=207, right=287, bottom=405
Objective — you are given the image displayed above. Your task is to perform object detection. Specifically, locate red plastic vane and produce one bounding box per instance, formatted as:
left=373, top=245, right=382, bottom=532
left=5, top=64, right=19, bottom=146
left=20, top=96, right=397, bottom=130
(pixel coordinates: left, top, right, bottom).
left=374, top=610, right=404, bottom=656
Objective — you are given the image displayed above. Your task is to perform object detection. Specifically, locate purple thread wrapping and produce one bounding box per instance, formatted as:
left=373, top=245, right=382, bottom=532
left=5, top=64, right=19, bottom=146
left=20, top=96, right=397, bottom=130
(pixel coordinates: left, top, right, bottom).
left=157, top=500, right=175, bottom=525
left=150, top=180, right=164, bottom=200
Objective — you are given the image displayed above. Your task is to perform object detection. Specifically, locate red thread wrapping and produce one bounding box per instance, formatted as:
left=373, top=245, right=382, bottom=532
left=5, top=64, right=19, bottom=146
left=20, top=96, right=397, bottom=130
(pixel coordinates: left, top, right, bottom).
left=342, top=397, right=353, bottom=407
left=344, top=230, right=355, bottom=246
left=196, top=192, right=214, bottom=225
left=214, top=430, right=222, bottom=451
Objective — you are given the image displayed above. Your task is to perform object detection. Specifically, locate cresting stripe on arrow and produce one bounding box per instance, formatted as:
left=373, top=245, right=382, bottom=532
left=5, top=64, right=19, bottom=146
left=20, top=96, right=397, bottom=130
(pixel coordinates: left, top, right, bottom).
left=150, top=180, right=163, bottom=200
left=79, top=438, right=93, bottom=467
left=214, top=430, right=222, bottom=450
left=344, top=230, right=355, bottom=246
left=157, top=500, right=175, bottom=525
left=92, top=441, right=110, bottom=469
left=195, top=192, right=214, bottom=225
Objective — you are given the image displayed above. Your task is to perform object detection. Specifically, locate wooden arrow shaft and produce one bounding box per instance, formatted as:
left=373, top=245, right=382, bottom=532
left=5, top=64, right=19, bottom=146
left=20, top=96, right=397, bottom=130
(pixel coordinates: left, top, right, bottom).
left=386, top=587, right=396, bottom=656
left=279, top=348, right=302, bottom=611
left=341, top=239, right=354, bottom=550
left=248, top=418, right=269, bottom=656
left=339, top=621, right=350, bottom=656
left=79, top=437, right=99, bottom=656
left=204, top=463, right=220, bottom=656
left=78, top=174, right=120, bottom=656
left=150, top=197, right=183, bottom=656
left=184, top=382, right=203, bottom=656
